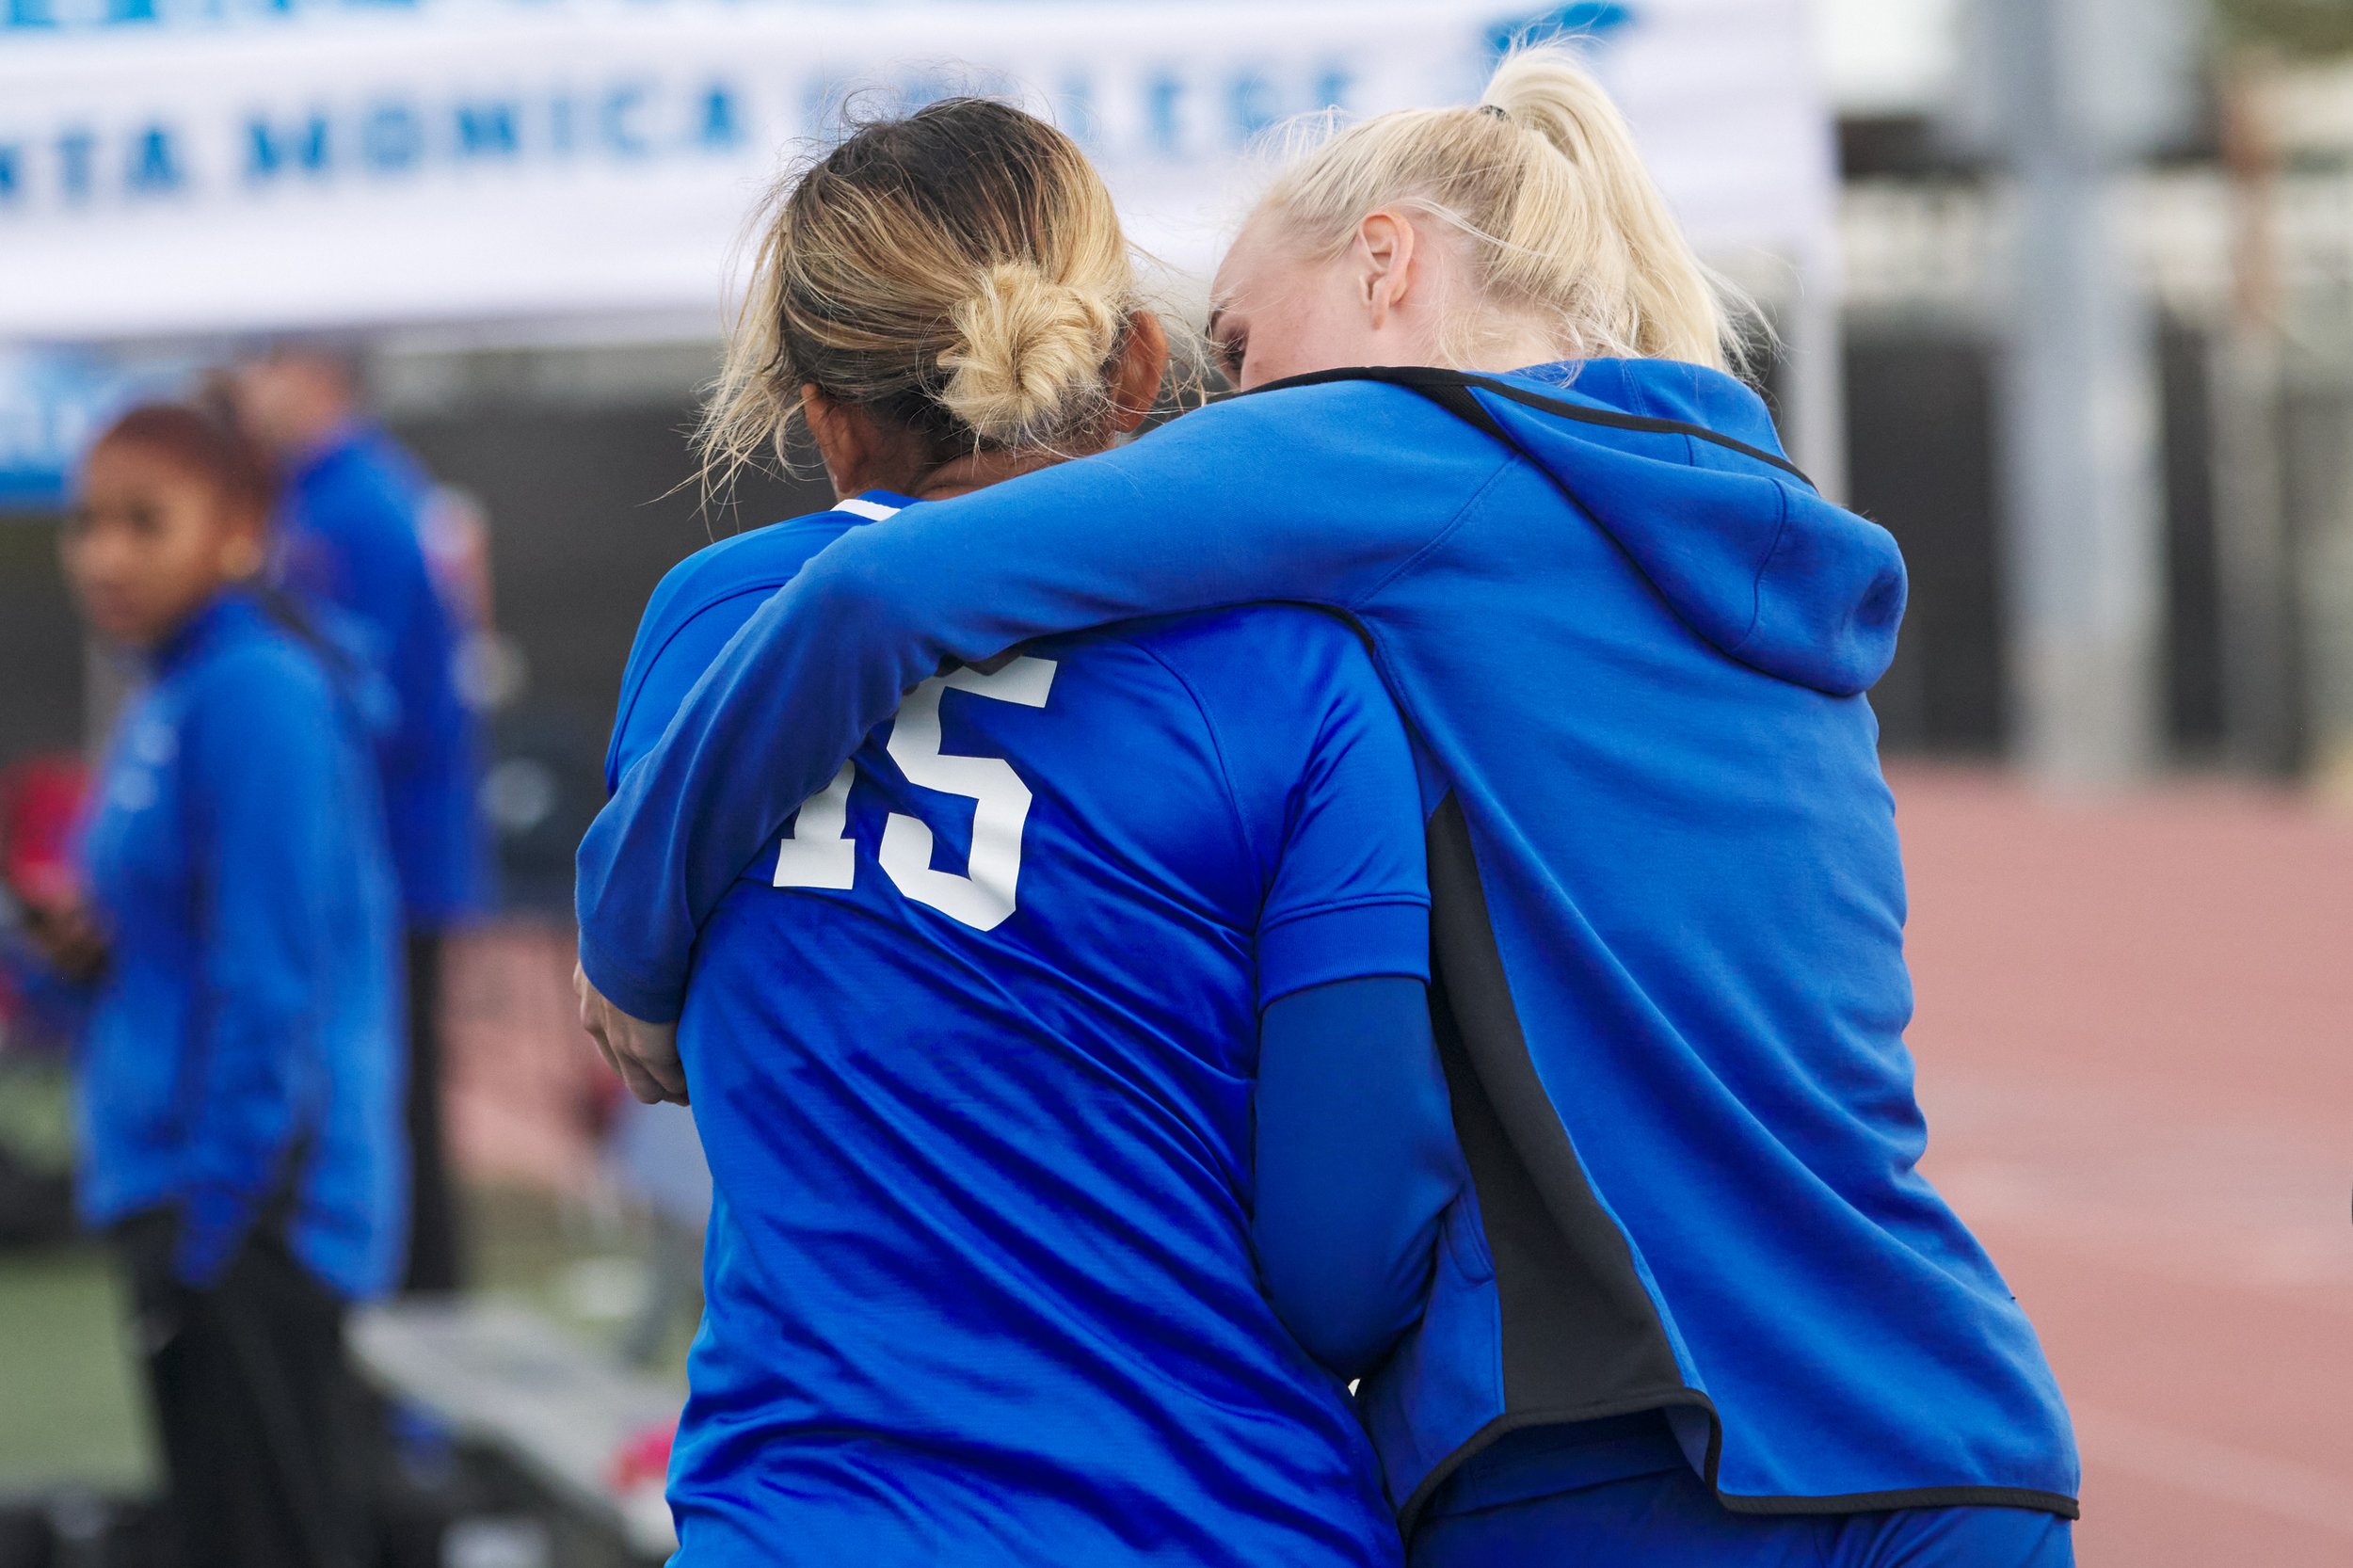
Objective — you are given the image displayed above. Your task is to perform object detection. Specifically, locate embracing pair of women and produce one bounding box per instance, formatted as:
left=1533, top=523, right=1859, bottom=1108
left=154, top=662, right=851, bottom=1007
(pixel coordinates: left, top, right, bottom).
left=576, top=44, right=2079, bottom=1568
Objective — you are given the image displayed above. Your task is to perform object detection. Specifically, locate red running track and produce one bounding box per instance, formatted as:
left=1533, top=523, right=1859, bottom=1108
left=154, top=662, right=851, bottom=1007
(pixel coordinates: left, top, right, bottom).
left=1894, top=766, right=2353, bottom=1566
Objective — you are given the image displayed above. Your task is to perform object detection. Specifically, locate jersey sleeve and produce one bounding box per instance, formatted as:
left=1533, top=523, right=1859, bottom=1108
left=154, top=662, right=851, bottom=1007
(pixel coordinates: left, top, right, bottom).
left=602, top=522, right=862, bottom=796
left=1247, top=629, right=1432, bottom=1009
left=605, top=587, right=774, bottom=795
left=576, top=391, right=1464, bottom=1024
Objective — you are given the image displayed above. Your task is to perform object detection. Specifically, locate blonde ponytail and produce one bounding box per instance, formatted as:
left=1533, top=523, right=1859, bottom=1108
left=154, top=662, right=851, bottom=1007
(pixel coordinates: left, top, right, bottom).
left=700, top=97, right=1149, bottom=495
left=1256, top=43, right=1747, bottom=373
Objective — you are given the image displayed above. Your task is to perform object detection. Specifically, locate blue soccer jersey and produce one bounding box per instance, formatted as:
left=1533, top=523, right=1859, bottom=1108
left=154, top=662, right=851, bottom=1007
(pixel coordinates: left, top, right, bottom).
left=615, top=503, right=1433, bottom=1567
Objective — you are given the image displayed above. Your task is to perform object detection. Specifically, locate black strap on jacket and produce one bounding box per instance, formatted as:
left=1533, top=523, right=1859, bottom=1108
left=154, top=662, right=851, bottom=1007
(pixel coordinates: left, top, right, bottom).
left=254, top=582, right=365, bottom=684
left=1244, top=364, right=1815, bottom=489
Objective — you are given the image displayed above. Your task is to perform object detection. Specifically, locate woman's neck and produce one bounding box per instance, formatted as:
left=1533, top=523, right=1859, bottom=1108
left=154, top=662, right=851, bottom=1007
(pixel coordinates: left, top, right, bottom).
left=143, top=580, right=245, bottom=664
left=854, top=443, right=1098, bottom=505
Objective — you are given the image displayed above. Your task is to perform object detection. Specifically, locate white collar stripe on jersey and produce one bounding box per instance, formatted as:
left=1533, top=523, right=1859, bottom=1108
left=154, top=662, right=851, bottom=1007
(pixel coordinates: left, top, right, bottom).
left=834, top=497, right=903, bottom=522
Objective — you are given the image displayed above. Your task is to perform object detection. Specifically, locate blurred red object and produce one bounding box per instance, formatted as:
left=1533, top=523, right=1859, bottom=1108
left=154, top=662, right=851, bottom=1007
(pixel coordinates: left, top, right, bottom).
left=1, top=754, right=88, bottom=906
left=606, top=1418, right=676, bottom=1495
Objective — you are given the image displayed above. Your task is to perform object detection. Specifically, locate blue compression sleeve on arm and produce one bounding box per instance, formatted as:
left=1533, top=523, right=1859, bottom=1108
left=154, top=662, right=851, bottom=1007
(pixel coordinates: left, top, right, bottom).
left=1257, top=975, right=1461, bottom=1383
left=576, top=389, right=1481, bottom=1020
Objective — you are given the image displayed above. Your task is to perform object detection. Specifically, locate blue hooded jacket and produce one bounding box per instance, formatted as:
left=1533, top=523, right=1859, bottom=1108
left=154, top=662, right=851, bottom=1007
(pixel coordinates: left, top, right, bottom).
left=575, top=360, right=2078, bottom=1523
left=277, top=424, right=484, bottom=927
left=75, top=590, right=407, bottom=1298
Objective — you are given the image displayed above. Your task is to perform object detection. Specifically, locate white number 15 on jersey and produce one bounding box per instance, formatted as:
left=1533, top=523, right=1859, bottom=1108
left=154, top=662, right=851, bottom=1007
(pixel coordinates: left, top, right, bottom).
left=769, top=656, right=1057, bottom=932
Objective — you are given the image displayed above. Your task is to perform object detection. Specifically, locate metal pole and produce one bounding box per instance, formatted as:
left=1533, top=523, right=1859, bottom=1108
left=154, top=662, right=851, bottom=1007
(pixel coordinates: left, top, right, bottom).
left=2212, top=64, right=2297, bottom=774
left=1992, top=0, right=2167, bottom=784
left=1780, top=258, right=1850, bottom=504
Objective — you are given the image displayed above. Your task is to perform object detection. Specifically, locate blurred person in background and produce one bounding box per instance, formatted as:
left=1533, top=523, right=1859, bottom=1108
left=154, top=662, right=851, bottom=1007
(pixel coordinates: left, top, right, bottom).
left=21, top=403, right=405, bottom=1568
left=232, top=346, right=485, bottom=1296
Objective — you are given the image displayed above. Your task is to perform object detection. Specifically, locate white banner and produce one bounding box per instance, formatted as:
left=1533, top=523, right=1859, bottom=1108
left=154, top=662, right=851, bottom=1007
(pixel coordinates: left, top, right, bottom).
left=0, top=0, right=1833, bottom=342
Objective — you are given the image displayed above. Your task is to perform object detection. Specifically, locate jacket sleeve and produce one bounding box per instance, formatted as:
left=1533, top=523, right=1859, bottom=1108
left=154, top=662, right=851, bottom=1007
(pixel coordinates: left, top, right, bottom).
left=172, top=659, right=344, bottom=1287
left=344, top=504, right=453, bottom=782
left=1256, top=976, right=1460, bottom=1382
left=576, top=392, right=1461, bottom=1022
left=286, top=474, right=451, bottom=782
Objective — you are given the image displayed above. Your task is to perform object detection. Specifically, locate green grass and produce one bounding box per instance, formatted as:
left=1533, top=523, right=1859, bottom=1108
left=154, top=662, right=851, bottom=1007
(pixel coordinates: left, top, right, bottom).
left=0, top=1062, right=150, bottom=1497
left=0, top=1060, right=74, bottom=1175
left=0, top=1246, right=154, bottom=1498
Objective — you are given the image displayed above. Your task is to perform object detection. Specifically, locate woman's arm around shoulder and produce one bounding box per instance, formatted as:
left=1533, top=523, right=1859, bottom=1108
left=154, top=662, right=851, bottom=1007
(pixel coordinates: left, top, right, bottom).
left=575, top=387, right=1475, bottom=1038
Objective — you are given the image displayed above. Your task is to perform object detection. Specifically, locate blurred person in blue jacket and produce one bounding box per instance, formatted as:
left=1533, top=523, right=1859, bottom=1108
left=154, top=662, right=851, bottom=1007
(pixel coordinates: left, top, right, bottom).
left=22, top=404, right=405, bottom=1568
left=233, top=346, right=483, bottom=1295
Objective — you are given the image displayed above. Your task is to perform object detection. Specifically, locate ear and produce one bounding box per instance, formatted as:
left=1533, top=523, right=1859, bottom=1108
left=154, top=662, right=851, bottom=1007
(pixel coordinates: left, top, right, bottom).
left=801, top=384, right=940, bottom=498
left=220, top=509, right=270, bottom=582
left=1108, top=312, right=1171, bottom=434
left=1352, top=209, right=1422, bottom=328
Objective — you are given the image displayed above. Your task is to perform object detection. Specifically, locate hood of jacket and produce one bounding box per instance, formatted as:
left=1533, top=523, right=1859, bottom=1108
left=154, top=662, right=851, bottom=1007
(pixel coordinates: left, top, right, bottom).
left=1469, top=359, right=1905, bottom=697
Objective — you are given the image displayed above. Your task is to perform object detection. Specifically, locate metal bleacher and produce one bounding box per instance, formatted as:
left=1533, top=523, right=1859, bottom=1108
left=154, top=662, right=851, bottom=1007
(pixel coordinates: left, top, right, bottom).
left=352, top=1299, right=682, bottom=1564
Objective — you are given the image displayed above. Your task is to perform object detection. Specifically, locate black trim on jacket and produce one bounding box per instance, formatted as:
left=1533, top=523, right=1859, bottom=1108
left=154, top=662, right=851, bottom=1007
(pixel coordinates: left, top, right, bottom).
left=1247, top=364, right=1816, bottom=487
left=1412, top=798, right=2080, bottom=1529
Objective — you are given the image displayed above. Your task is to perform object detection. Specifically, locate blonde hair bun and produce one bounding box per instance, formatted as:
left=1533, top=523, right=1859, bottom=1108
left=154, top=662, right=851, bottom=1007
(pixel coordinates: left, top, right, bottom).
left=698, top=97, right=1161, bottom=494
left=938, top=262, right=1124, bottom=449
